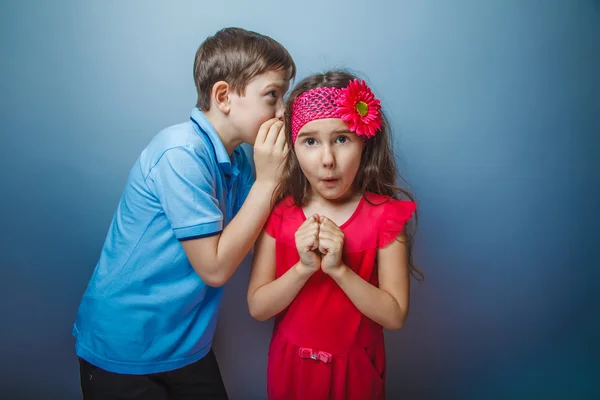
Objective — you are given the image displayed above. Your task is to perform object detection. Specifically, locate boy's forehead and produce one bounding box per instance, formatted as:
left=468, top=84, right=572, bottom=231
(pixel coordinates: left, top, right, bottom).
left=255, top=68, right=292, bottom=86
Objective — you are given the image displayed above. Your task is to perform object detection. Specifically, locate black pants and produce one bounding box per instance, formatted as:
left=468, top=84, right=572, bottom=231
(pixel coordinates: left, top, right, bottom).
left=79, top=350, right=228, bottom=399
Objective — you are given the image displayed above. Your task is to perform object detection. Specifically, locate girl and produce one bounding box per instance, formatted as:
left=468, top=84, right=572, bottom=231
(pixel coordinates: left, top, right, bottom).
left=248, top=70, right=421, bottom=400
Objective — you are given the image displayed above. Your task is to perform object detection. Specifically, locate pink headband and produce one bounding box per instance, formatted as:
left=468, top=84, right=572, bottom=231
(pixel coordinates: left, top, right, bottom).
left=291, top=79, right=382, bottom=143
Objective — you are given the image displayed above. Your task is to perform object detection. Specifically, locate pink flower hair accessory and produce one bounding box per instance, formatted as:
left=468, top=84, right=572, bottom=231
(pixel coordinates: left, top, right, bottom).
left=291, top=79, right=382, bottom=143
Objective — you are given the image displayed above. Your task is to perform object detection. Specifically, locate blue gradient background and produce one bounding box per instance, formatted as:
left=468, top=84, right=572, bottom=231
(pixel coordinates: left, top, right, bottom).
left=1, top=1, right=598, bottom=398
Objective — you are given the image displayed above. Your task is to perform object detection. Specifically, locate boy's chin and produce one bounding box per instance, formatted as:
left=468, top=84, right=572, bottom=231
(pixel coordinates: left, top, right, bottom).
left=242, top=130, right=258, bottom=146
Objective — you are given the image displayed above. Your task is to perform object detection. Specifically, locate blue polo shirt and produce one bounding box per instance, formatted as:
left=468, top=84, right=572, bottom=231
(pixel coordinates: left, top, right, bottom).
left=73, top=108, right=254, bottom=374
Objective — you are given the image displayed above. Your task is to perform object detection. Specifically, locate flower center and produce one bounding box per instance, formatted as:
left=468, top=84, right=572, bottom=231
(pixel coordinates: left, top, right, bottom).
left=356, top=101, right=368, bottom=117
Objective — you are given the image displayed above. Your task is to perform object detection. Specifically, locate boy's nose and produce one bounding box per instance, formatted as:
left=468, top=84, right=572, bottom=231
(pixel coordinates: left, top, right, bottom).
left=275, top=105, right=284, bottom=120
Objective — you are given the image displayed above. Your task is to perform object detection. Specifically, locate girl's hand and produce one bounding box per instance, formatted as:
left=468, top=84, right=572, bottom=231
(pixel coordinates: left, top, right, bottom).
left=318, top=216, right=345, bottom=275
left=294, top=215, right=322, bottom=274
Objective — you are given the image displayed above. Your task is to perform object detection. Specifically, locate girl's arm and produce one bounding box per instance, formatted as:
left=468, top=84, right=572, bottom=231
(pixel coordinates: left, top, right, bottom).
left=247, top=217, right=320, bottom=321
left=319, top=217, right=410, bottom=330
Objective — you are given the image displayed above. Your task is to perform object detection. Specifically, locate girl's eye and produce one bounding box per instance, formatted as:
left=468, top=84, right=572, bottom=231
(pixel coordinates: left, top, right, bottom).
left=336, top=135, right=348, bottom=144
left=304, top=138, right=317, bottom=146
left=268, top=91, right=277, bottom=98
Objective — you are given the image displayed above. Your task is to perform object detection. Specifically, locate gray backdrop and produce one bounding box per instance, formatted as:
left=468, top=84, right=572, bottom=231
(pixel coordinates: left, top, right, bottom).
left=1, top=1, right=598, bottom=398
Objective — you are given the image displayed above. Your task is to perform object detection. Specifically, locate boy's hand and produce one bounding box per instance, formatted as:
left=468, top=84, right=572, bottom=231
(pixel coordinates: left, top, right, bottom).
left=254, top=118, right=288, bottom=187
left=318, top=217, right=345, bottom=275
left=294, top=215, right=322, bottom=275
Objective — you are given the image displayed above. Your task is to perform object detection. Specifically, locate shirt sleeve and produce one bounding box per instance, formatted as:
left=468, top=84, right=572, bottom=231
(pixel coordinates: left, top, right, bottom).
left=148, top=145, right=223, bottom=240
left=263, top=200, right=286, bottom=239
left=234, top=148, right=255, bottom=210
left=377, top=199, right=416, bottom=248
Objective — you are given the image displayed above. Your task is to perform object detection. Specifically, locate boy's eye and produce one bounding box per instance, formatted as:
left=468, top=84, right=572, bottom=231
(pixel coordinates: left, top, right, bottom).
left=267, top=91, right=277, bottom=98
left=336, top=135, right=348, bottom=144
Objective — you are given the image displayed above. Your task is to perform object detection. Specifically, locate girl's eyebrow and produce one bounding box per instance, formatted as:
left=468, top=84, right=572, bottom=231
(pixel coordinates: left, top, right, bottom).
left=296, top=131, right=316, bottom=138
left=297, top=129, right=352, bottom=139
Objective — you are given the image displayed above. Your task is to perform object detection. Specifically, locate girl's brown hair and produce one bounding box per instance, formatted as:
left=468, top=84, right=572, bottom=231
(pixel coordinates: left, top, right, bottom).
left=276, top=70, right=422, bottom=281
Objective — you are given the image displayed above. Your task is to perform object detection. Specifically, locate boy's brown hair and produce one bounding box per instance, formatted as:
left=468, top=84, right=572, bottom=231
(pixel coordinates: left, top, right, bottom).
left=193, top=27, right=296, bottom=110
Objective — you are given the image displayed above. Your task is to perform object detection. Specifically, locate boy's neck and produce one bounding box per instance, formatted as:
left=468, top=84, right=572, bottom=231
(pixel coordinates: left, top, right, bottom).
left=202, top=110, right=241, bottom=157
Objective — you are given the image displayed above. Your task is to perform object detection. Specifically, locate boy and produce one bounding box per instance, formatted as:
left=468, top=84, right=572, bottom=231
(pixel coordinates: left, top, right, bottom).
left=73, top=27, right=296, bottom=399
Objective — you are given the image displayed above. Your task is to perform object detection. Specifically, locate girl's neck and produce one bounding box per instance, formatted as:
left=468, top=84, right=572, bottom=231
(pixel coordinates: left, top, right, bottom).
left=302, top=189, right=363, bottom=227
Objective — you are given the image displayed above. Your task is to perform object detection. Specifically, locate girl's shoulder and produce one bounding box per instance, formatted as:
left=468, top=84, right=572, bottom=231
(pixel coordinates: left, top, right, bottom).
left=272, top=196, right=300, bottom=218
left=360, top=192, right=416, bottom=248
left=363, top=192, right=416, bottom=214
left=267, top=196, right=305, bottom=242
left=265, top=196, right=302, bottom=240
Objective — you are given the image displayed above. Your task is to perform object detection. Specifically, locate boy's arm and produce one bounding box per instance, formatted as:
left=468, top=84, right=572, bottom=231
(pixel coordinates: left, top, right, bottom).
left=181, top=181, right=275, bottom=287
left=247, top=232, right=314, bottom=321
left=181, top=119, right=287, bottom=287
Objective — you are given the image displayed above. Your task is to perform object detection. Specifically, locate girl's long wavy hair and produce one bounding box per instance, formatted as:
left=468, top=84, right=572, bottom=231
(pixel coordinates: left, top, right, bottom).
left=275, top=70, right=422, bottom=281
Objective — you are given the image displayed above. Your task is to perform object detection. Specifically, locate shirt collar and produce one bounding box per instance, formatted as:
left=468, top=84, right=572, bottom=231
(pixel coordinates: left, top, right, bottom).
left=190, top=108, right=235, bottom=174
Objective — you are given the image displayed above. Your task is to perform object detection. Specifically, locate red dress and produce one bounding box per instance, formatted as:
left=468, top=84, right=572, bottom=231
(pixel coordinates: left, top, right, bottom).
left=264, top=193, right=416, bottom=400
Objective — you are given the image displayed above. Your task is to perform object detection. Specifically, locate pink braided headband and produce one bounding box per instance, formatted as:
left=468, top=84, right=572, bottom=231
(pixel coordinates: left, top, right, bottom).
left=291, top=79, right=382, bottom=143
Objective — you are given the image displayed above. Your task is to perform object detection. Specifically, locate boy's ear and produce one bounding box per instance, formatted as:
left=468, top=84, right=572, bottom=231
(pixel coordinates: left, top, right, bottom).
left=211, top=81, right=231, bottom=114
